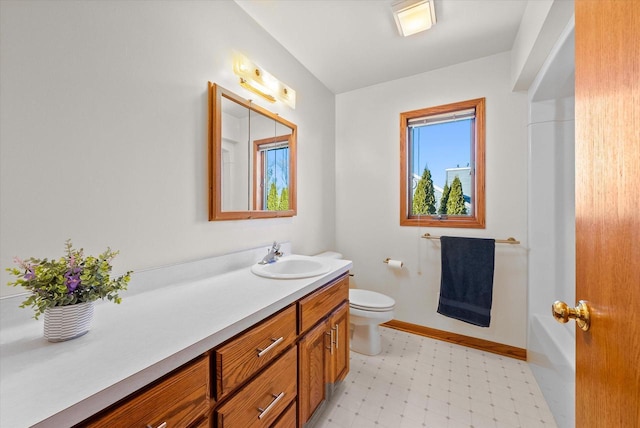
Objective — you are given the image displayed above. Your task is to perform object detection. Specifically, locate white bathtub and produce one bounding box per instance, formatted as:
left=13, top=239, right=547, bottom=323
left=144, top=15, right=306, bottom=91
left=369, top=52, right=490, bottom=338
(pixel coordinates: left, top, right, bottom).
left=528, top=314, right=575, bottom=428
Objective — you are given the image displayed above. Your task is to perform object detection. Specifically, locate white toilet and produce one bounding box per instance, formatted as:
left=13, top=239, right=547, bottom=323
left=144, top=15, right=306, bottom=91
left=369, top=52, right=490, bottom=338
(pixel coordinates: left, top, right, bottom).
left=315, top=251, right=396, bottom=356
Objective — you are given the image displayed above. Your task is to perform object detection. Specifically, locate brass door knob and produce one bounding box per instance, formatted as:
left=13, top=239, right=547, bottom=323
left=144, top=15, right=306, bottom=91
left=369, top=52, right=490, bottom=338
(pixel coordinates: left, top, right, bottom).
left=552, top=300, right=591, bottom=331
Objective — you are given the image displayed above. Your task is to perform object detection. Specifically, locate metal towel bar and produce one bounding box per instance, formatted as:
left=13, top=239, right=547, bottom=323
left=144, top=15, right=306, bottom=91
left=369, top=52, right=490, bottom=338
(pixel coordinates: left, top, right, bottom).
left=421, top=233, right=519, bottom=244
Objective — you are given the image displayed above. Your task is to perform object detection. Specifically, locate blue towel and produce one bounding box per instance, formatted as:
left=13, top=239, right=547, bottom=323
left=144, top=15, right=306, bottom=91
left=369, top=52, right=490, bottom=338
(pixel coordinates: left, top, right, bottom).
left=437, top=236, right=495, bottom=327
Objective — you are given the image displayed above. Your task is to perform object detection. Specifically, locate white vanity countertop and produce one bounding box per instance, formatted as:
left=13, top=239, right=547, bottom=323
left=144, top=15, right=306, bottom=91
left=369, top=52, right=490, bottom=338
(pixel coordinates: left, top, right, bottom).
left=0, top=252, right=352, bottom=428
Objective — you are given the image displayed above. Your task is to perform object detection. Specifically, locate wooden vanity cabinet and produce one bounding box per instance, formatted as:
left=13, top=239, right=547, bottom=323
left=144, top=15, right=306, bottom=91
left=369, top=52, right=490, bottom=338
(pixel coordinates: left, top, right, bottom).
left=83, top=355, right=210, bottom=428
left=76, top=272, right=350, bottom=428
left=297, top=275, right=350, bottom=427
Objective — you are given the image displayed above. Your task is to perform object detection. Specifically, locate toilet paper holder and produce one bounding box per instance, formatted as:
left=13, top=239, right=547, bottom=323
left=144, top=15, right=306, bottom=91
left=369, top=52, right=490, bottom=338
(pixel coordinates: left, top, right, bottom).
left=383, top=258, right=404, bottom=268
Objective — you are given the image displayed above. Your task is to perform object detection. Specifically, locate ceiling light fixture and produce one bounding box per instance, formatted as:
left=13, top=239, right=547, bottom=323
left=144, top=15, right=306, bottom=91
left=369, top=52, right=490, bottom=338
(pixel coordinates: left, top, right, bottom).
left=232, top=53, right=296, bottom=109
left=392, top=0, right=436, bottom=37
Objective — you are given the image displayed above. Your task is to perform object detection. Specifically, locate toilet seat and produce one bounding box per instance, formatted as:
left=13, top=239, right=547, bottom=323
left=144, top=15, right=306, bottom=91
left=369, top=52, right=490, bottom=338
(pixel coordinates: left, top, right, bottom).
left=350, top=303, right=394, bottom=312
left=349, top=289, right=395, bottom=312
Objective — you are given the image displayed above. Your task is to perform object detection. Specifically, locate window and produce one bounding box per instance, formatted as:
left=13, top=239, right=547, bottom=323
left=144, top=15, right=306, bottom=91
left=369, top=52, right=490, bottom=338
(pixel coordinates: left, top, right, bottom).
left=400, top=98, right=485, bottom=228
left=253, top=135, right=291, bottom=211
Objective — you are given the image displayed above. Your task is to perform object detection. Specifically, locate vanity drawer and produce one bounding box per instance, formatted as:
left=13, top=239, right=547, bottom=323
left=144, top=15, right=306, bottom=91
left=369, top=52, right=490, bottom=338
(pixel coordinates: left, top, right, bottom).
left=85, top=355, right=209, bottom=428
left=298, top=274, right=349, bottom=334
left=214, top=346, right=297, bottom=428
left=272, top=401, right=297, bottom=428
left=215, top=304, right=297, bottom=399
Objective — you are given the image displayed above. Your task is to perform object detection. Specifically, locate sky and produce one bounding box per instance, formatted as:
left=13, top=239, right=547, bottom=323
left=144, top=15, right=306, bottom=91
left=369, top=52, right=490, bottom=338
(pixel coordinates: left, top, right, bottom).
left=411, top=119, right=472, bottom=189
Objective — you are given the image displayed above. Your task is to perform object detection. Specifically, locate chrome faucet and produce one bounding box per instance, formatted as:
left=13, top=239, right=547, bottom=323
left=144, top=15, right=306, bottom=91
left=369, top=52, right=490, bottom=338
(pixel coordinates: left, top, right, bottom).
left=259, top=241, right=282, bottom=264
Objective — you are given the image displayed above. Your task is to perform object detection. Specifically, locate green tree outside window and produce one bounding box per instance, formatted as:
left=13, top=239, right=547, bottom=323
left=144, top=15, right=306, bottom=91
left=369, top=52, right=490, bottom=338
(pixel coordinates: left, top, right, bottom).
left=412, top=167, right=436, bottom=215
left=438, top=182, right=450, bottom=215
left=267, top=182, right=279, bottom=211
left=446, top=176, right=467, bottom=215
left=279, top=187, right=289, bottom=210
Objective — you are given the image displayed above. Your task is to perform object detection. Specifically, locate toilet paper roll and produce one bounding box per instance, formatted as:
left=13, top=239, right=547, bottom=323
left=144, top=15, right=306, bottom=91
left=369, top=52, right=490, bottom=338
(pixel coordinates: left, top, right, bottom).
left=387, top=259, right=403, bottom=269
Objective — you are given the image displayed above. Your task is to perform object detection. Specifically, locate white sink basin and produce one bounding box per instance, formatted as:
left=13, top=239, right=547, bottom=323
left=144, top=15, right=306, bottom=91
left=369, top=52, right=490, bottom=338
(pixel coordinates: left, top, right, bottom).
left=251, top=256, right=331, bottom=279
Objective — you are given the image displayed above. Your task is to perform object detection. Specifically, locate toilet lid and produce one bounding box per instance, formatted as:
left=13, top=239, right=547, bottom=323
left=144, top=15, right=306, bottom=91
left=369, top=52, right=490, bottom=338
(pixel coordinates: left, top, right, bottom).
left=349, top=289, right=395, bottom=311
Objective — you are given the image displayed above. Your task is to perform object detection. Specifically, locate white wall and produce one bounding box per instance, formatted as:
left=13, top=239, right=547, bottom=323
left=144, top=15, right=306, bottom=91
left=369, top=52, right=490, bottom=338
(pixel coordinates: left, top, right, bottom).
left=0, top=0, right=336, bottom=297
left=335, top=52, right=529, bottom=348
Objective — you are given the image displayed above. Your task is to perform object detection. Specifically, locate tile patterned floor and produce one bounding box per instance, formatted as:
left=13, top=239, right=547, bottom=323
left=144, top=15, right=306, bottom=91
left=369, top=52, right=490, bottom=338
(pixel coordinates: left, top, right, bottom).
left=315, top=327, right=557, bottom=428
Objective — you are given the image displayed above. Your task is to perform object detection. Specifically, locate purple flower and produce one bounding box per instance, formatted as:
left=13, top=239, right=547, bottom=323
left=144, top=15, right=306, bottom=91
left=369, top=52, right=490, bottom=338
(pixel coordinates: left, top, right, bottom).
left=23, top=267, right=35, bottom=281
left=64, top=267, right=82, bottom=293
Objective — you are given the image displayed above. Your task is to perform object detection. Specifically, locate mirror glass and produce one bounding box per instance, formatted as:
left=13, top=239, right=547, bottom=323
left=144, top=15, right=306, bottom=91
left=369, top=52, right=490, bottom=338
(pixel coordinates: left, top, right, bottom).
left=209, top=83, right=297, bottom=220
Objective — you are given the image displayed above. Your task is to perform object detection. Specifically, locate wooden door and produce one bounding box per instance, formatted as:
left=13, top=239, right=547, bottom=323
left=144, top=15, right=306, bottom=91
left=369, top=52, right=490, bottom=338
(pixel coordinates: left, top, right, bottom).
left=575, top=0, right=640, bottom=426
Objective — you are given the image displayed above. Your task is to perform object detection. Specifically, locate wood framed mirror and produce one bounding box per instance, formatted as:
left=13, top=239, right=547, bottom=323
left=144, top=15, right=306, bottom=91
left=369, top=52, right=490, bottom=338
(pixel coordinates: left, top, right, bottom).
left=208, top=82, right=297, bottom=220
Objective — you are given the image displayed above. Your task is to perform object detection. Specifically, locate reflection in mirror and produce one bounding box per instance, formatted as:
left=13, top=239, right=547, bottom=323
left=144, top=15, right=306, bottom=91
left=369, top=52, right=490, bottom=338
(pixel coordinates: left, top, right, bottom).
left=220, top=95, right=250, bottom=211
left=208, top=82, right=297, bottom=220
left=253, top=121, right=293, bottom=210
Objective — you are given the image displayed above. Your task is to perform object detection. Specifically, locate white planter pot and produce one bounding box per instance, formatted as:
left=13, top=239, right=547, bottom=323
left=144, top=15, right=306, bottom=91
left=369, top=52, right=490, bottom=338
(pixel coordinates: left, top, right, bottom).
left=43, top=301, right=94, bottom=342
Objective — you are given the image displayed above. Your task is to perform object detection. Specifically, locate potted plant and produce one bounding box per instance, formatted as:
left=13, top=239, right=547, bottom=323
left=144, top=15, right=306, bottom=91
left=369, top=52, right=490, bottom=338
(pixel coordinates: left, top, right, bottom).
left=6, top=240, right=132, bottom=342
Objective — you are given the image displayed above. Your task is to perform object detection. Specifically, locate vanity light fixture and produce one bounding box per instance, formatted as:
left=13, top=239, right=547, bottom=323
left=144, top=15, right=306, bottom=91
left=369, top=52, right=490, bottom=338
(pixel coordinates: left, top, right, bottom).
left=392, top=0, right=436, bottom=37
left=232, top=53, right=296, bottom=109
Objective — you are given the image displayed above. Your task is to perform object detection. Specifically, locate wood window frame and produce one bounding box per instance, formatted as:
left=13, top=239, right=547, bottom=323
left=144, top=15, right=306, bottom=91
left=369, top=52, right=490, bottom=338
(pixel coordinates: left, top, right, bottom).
left=400, top=97, right=486, bottom=228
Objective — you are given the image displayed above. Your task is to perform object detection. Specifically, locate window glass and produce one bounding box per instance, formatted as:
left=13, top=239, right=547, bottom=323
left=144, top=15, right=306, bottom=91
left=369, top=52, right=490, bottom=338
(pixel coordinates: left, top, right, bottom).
left=262, top=145, right=290, bottom=210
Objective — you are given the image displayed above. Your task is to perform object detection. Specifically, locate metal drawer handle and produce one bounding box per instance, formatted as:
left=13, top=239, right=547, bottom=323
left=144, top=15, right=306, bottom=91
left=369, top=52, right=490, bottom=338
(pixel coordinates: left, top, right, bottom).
left=146, top=423, right=167, bottom=428
left=257, top=392, right=285, bottom=419
left=257, top=336, right=284, bottom=357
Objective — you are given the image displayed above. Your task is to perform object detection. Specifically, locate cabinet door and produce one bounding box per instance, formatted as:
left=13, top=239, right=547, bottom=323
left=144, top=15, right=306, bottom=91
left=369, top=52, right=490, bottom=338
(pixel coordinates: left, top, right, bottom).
left=298, top=320, right=329, bottom=426
left=328, top=302, right=349, bottom=384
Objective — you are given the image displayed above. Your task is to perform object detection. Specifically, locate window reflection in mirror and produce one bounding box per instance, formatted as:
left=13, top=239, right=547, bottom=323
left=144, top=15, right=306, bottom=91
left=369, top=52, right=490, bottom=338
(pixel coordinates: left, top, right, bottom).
left=254, top=132, right=291, bottom=211
left=208, top=82, right=297, bottom=220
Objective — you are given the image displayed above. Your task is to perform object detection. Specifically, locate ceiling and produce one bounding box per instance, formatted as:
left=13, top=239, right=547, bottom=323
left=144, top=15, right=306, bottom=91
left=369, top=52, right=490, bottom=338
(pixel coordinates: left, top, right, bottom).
left=235, top=0, right=529, bottom=94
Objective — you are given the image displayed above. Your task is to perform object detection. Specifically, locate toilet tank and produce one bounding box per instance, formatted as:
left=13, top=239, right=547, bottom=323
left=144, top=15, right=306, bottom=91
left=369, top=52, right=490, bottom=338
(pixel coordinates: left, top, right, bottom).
left=315, top=251, right=343, bottom=259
